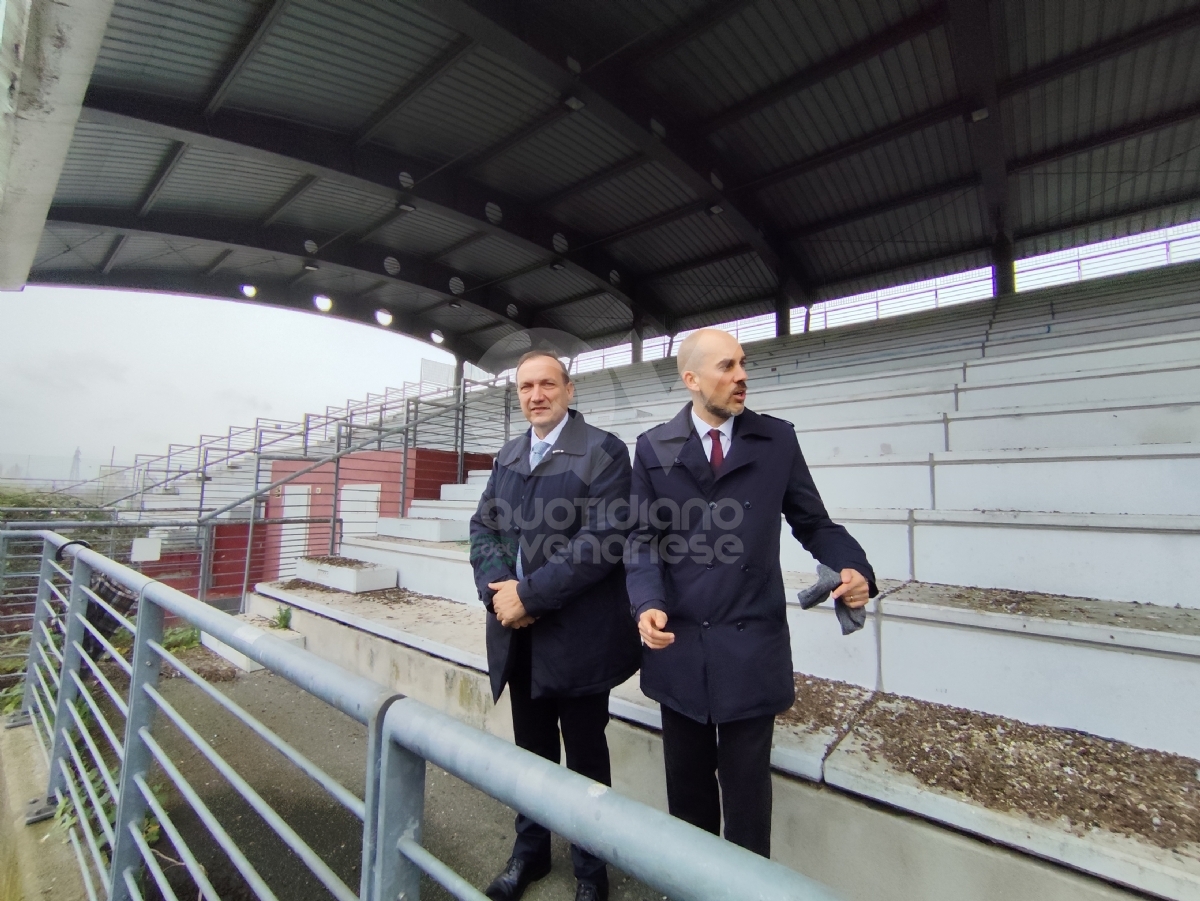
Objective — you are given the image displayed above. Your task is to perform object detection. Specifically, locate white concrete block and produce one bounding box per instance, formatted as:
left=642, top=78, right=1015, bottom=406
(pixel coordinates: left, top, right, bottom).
left=879, top=605, right=1200, bottom=758
left=948, top=398, right=1200, bottom=451
left=441, top=482, right=486, bottom=502
left=797, top=417, right=946, bottom=460
left=787, top=602, right=880, bottom=691
left=824, top=735, right=1200, bottom=901
left=781, top=511, right=912, bottom=582
left=911, top=510, right=1200, bottom=606
left=467, top=469, right=491, bottom=484
left=200, top=614, right=306, bottom=672
left=341, top=536, right=479, bottom=605
left=810, top=460, right=932, bottom=509
left=933, top=449, right=1200, bottom=515
left=406, top=500, right=478, bottom=521
left=296, top=557, right=397, bottom=593
left=377, top=517, right=469, bottom=542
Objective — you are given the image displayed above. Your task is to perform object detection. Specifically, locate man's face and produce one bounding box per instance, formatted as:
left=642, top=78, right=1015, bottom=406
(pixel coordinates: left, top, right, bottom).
left=516, top=355, right=574, bottom=435
left=683, top=332, right=748, bottom=420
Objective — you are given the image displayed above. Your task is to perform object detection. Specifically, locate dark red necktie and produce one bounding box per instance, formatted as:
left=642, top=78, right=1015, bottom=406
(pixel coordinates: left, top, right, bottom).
left=708, top=428, right=724, bottom=471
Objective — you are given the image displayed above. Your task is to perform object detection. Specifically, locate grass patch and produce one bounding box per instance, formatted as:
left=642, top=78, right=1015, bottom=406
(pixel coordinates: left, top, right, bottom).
left=270, top=606, right=292, bottom=630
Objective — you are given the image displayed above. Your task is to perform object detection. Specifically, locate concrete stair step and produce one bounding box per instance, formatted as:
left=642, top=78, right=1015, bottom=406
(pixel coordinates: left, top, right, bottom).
left=407, top=500, right=477, bottom=521
left=467, top=469, right=491, bottom=484
left=377, top=517, right=469, bottom=542
left=441, top=482, right=485, bottom=502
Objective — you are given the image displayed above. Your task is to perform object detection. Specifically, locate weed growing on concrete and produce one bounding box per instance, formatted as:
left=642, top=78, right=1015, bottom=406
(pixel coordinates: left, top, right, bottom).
left=0, top=683, right=21, bottom=715
left=161, top=625, right=200, bottom=651
left=271, top=606, right=292, bottom=630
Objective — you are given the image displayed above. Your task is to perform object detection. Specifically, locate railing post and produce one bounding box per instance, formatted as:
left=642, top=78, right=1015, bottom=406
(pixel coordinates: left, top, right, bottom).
left=368, top=736, right=426, bottom=901
left=39, top=552, right=93, bottom=817
left=11, top=539, right=55, bottom=729
left=108, top=592, right=164, bottom=901
left=198, top=522, right=214, bottom=603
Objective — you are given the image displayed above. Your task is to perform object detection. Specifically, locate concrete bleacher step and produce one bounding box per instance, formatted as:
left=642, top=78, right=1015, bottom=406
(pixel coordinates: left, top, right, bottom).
left=339, top=533, right=477, bottom=603
left=781, top=507, right=1200, bottom=606
left=377, top=517, right=469, bottom=542
left=441, top=481, right=485, bottom=502
left=406, top=500, right=477, bottom=522
left=808, top=443, right=1200, bottom=515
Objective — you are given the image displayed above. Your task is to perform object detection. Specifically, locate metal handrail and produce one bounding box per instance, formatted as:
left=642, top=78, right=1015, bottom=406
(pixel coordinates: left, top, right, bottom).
left=3, top=529, right=838, bottom=901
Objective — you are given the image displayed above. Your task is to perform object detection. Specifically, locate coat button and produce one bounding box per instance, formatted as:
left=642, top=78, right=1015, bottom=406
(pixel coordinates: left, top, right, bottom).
left=702, top=621, right=710, bottom=628
left=736, top=621, right=745, bottom=631
left=706, top=562, right=714, bottom=570
left=708, top=501, right=717, bottom=509
left=740, top=563, right=748, bottom=572
left=743, top=500, right=751, bottom=509
left=674, top=458, right=681, bottom=464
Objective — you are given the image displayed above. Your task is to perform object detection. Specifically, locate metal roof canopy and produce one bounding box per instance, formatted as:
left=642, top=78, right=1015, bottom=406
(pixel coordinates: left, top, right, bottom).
left=7, top=0, right=1200, bottom=367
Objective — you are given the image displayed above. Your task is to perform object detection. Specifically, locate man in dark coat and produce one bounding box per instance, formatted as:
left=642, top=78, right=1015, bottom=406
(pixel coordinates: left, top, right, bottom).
left=626, top=328, right=876, bottom=858
left=470, top=350, right=639, bottom=901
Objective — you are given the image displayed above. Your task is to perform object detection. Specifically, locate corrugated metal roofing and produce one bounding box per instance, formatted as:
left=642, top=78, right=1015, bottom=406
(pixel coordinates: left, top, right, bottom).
left=90, top=0, right=258, bottom=102
left=54, top=123, right=175, bottom=207
left=222, top=0, right=459, bottom=130
left=472, top=111, right=640, bottom=201
left=374, top=47, right=559, bottom=165
left=33, top=226, right=114, bottom=272
left=27, top=0, right=1200, bottom=360
left=552, top=162, right=699, bottom=236
left=374, top=210, right=479, bottom=258
left=152, top=147, right=304, bottom=220
left=275, top=179, right=396, bottom=237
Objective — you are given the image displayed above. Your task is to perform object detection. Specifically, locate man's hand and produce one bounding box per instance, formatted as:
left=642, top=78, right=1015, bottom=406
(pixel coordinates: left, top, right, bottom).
left=638, top=609, right=675, bottom=649
left=488, top=579, right=528, bottom=627
left=831, top=568, right=870, bottom=608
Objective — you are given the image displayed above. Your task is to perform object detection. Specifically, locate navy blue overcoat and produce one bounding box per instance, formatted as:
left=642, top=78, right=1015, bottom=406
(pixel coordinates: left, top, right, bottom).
left=470, top=409, right=640, bottom=702
left=626, top=404, right=876, bottom=723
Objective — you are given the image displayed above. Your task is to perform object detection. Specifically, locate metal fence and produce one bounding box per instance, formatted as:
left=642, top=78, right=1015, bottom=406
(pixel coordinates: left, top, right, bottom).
left=3, top=530, right=836, bottom=901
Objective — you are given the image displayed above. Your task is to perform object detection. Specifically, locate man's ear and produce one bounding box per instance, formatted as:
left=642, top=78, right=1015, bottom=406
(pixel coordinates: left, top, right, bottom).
left=565, top=379, right=576, bottom=402
left=681, top=370, right=698, bottom=392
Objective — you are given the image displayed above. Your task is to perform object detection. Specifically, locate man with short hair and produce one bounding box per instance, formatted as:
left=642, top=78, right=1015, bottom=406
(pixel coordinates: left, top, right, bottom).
left=470, top=350, right=639, bottom=901
left=626, top=328, right=876, bottom=857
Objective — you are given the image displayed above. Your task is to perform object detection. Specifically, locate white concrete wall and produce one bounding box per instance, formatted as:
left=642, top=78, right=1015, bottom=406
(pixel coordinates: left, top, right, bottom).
left=782, top=510, right=1200, bottom=606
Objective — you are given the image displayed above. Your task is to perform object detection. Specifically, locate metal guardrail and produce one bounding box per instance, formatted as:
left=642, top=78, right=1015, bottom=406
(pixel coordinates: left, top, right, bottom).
left=2, top=529, right=838, bottom=901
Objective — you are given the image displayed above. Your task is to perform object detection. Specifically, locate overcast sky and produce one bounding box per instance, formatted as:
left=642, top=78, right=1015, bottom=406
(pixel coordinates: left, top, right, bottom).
left=0, top=287, right=455, bottom=474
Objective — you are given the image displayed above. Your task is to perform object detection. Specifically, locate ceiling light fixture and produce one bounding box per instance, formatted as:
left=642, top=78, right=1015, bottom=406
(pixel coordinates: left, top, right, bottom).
left=448, top=300, right=462, bottom=309
left=430, top=329, right=445, bottom=344
left=397, top=202, right=416, bottom=212
left=970, top=107, right=990, bottom=122
left=375, top=309, right=394, bottom=327
left=303, top=260, right=319, bottom=271
left=550, top=262, right=566, bottom=271
left=239, top=284, right=257, bottom=298
left=708, top=204, right=724, bottom=216
left=564, top=96, right=585, bottom=111
left=313, top=294, right=333, bottom=312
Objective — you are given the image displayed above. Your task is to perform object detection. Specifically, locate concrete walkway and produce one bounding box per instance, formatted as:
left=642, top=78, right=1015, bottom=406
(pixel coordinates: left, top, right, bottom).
left=152, top=671, right=665, bottom=901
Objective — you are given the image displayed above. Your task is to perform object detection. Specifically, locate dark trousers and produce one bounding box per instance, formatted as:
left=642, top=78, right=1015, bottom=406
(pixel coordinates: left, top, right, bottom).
left=507, top=634, right=611, bottom=884
left=660, top=704, right=775, bottom=857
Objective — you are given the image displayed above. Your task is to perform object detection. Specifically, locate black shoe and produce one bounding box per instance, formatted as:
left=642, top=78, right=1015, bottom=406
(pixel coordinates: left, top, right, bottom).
left=574, top=880, right=608, bottom=901
left=484, top=856, right=551, bottom=901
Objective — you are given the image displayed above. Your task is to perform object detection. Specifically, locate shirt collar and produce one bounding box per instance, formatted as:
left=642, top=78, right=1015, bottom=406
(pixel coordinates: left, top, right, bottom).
left=690, top=404, right=735, bottom=441
left=530, top=411, right=569, bottom=450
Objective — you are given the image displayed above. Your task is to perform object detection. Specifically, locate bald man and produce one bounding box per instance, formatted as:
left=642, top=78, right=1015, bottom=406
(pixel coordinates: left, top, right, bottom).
left=625, top=328, right=876, bottom=856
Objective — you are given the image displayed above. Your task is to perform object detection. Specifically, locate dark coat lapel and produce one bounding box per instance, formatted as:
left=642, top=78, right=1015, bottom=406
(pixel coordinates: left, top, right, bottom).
left=648, top=404, right=715, bottom=495
left=714, top=408, right=772, bottom=482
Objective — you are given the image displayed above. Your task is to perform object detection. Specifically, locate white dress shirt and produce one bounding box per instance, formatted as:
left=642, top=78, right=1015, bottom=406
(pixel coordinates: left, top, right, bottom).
left=528, top=412, right=569, bottom=469
left=691, top=405, right=734, bottom=463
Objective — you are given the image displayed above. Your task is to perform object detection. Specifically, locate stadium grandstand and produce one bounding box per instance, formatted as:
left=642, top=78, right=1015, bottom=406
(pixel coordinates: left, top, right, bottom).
left=2, top=1, right=1200, bottom=900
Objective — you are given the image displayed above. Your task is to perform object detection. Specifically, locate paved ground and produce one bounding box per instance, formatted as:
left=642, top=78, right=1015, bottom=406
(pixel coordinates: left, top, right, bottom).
left=150, top=668, right=666, bottom=901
